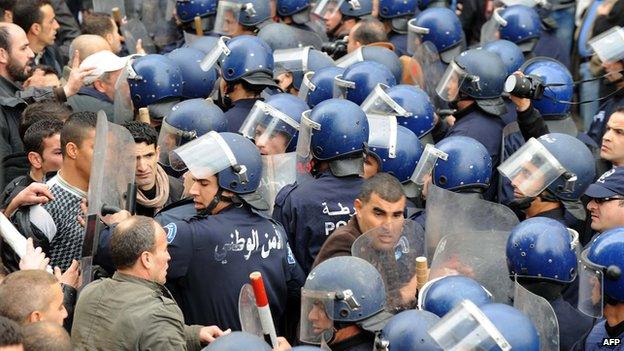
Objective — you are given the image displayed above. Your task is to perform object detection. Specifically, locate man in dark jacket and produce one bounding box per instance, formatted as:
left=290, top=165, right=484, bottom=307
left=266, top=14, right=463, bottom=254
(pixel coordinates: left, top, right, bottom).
left=313, top=173, right=406, bottom=267
left=123, top=121, right=184, bottom=218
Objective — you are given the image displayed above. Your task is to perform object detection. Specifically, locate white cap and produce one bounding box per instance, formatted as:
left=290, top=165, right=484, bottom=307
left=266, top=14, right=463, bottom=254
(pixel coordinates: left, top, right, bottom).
left=80, top=50, right=130, bottom=85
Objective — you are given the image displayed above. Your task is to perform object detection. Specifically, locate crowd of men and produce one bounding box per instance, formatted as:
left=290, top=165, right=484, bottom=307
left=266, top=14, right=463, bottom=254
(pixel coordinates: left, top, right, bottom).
left=0, top=0, right=623, bottom=350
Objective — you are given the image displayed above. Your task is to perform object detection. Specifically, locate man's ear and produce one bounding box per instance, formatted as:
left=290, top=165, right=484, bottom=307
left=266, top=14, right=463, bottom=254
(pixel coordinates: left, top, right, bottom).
left=93, top=79, right=106, bottom=93
left=139, top=251, right=152, bottom=270
left=65, top=142, right=78, bottom=160
left=27, top=151, right=43, bottom=169
left=30, top=23, right=42, bottom=37
left=3, top=10, right=12, bottom=23
left=354, top=198, right=363, bottom=214
left=0, top=47, right=9, bottom=65
left=27, top=310, right=43, bottom=323
left=155, top=145, right=161, bottom=160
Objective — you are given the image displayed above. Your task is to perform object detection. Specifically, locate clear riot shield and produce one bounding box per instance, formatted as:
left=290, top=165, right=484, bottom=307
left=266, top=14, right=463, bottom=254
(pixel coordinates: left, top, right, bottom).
left=410, top=41, right=445, bottom=108
left=351, top=219, right=426, bottom=311
left=513, top=280, right=560, bottom=351
left=295, top=110, right=319, bottom=185
left=121, top=18, right=157, bottom=54
left=425, top=185, right=519, bottom=303
left=239, top=283, right=264, bottom=337
left=480, top=7, right=506, bottom=46
left=81, top=111, right=137, bottom=287
left=93, top=0, right=126, bottom=17
left=140, top=0, right=175, bottom=48
left=113, top=62, right=135, bottom=124
left=258, top=153, right=296, bottom=214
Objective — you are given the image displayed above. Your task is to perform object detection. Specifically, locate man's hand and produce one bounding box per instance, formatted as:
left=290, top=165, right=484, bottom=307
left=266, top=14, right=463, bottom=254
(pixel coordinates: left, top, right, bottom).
left=199, top=326, right=231, bottom=344
left=101, top=210, right=132, bottom=226
left=4, top=183, right=54, bottom=217
left=19, top=238, right=49, bottom=271
left=508, top=71, right=531, bottom=112
left=54, top=259, right=81, bottom=289
left=63, top=50, right=96, bottom=98
left=273, top=337, right=292, bottom=351
left=136, top=39, right=146, bottom=55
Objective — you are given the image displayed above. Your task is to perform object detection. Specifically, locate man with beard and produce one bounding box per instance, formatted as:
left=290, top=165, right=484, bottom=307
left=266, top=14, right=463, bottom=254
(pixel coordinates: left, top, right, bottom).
left=0, top=22, right=92, bottom=177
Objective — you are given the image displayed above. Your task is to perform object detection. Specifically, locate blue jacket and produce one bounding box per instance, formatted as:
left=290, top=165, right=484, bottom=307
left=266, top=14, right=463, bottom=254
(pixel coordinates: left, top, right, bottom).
left=273, top=170, right=363, bottom=274
left=224, top=98, right=261, bottom=133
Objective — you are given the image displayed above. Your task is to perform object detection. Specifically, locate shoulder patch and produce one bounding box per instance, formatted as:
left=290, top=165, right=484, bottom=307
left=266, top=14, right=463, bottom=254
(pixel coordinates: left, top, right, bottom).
left=286, top=245, right=296, bottom=265
left=163, top=223, right=178, bottom=244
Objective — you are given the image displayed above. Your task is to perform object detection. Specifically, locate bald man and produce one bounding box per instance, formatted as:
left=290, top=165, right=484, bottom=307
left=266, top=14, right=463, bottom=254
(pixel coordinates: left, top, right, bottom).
left=67, top=34, right=111, bottom=63
left=0, top=23, right=92, bottom=188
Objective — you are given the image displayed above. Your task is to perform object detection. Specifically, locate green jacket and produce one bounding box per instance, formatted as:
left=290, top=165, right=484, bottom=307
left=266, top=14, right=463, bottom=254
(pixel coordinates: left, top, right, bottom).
left=71, top=272, right=203, bottom=351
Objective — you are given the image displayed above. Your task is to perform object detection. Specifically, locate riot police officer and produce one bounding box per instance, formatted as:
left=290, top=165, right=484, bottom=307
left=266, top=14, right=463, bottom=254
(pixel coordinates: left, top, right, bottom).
left=213, top=0, right=273, bottom=37
left=273, top=98, right=369, bottom=273
left=166, top=47, right=219, bottom=99
left=377, top=0, right=418, bottom=57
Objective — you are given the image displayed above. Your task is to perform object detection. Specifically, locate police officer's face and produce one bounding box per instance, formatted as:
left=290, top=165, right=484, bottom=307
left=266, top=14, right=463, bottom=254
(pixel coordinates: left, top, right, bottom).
left=587, top=197, right=624, bottom=233
left=323, top=6, right=342, bottom=33
left=149, top=226, right=171, bottom=285
left=601, top=112, right=624, bottom=166
left=307, top=301, right=333, bottom=335
left=37, top=5, right=60, bottom=46
left=39, top=283, right=68, bottom=325
left=276, top=72, right=295, bottom=94
left=189, top=175, right=219, bottom=210
left=510, top=161, right=546, bottom=199
left=254, top=126, right=290, bottom=155
left=602, top=60, right=624, bottom=84
left=363, top=154, right=380, bottom=179
left=354, top=192, right=406, bottom=236
left=134, top=142, right=160, bottom=191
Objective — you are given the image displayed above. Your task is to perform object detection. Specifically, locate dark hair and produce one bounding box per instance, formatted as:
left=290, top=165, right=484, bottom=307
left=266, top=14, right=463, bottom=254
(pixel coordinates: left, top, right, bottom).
left=12, top=0, right=51, bottom=33
left=0, top=315, right=21, bottom=347
left=22, top=321, right=71, bottom=351
left=0, top=0, right=15, bottom=12
left=615, top=106, right=624, bottom=115
left=351, top=18, right=388, bottom=45
left=60, top=111, right=97, bottom=156
left=0, top=24, right=11, bottom=52
left=33, top=64, right=57, bottom=76
left=23, top=118, right=63, bottom=155
left=123, top=121, right=159, bottom=146
left=20, top=101, right=72, bottom=140
left=358, top=172, right=405, bottom=203
left=81, top=12, right=115, bottom=37
left=0, top=270, right=58, bottom=324
left=111, top=216, right=157, bottom=269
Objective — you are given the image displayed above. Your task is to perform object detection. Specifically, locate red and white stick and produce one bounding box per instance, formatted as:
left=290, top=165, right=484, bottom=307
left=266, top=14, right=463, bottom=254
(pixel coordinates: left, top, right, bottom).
left=249, top=271, right=278, bottom=348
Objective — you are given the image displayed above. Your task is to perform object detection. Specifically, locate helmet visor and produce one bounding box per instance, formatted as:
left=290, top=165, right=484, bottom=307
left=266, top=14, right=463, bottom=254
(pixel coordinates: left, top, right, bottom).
left=578, top=249, right=605, bottom=318
left=436, top=61, right=467, bottom=102
left=200, top=36, right=230, bottom=71
left=311, top=0, right=344, bottom=20
left=497, top=138, right=567, bottom=198
left=274, top=47, right=310, bottom=76
left=361, top=83, right=410, bottom=117
left=158, top=120, right=197, bottom=166
left=213, top=1, right=242, bottom=35
left=169, top=131, right=237, bottom=178
left=295, top=110, right=320, bottom=184
left=428, top=300, right=512, bottom=351
left=333, top=75, right=355, bottom=99
left=298, top=71, right=316, bottom=102
left=367, top=114, right=398, bottom=158
left=410, top=144, right=448, bottom=185
left=335, top=47, right=364, bottom=68
left=588, top=26, right=624, bottom=63
left=239, top=100, right=300, bottom=153
left=300, top=289, right=336, bottom=345
left=407, top=18, right=428, bottom=57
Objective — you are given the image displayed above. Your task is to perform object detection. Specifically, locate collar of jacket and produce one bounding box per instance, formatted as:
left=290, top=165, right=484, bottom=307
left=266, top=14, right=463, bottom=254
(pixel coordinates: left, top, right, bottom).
left=365, top=41, right=396, bottom=52
left=112, top=271, right=171, bottom=297
left=0, top=75, right=21, bottom=96
left=77, top=86, right=113, bottom=103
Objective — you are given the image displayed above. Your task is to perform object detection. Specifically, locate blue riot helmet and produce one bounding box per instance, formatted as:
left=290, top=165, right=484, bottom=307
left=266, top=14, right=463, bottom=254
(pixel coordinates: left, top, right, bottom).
left=339, top=0, right=373, bottom=17
left=213, top=0, right=272, bottom=36
left=300, top=66, right=345, bottom=108
left=482, top=39, right=525, bottom=76
left=378, top=0, right=418, bottom=34
left=334, top=61, right=396, bottom=105
left=239, top=93, right=309, bottom=154
left=298, top=99, right=369, bottom=177
left=127, top=54, right=183, bottom=109
left=277, top=0, right=310, bottom=16
left=418, top=275, right=493, bottom=317
left=386, top=85, right=435, bottom=138
left=498, top=133, right=595, bottom=201
left=507, top=217, right=579, bottom=284
left=407, top=8, right=464, bottom=63
left=520, top=57, right=573, bottom=117
left=437, top=49, right=508, bottom=115
left=300, top=256, right=390, bottom=345
left=498, top=5, right=542, bottom=53
left=201, top=35, right=279, bottom=89
left=431, top=136, right=492, bottom=192
left=579, top=227, right=624, bottom=318
left=167, top=47, right=218, bottom=99
left=176, top=0, right=217, bottom=34
left=366, top=122, right=424, bottom=183
left=336, top=46, right=402, bottom=83
left=418, top=0, right=449, bottom=9
left=158, top=99, right=227, bottom=166
left=377, top=310, right=442, bottom=351
left=274, top=47, right=335, bottom=94
left=429, top=301, right=539, bottom=351
left=170, top=131, right=265, bottom=210
left=203, top=331, right=272, bottom=350
left=188, top=36, right=219, bottom=54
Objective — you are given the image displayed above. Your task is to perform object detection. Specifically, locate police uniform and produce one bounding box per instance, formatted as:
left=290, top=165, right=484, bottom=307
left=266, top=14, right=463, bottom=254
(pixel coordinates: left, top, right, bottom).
left=224, top=98, right=261, bottom=133
left=549, top=296, right=595, bottom=351
left=389, top=32, right=408, bottom=57
left=163, top=204, right=305, bottom=330
left=580, top=320, right=624, bottom=351
left=587, top=91, right=624, bottom=146
left=273, top=170, right=363, bottom=274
